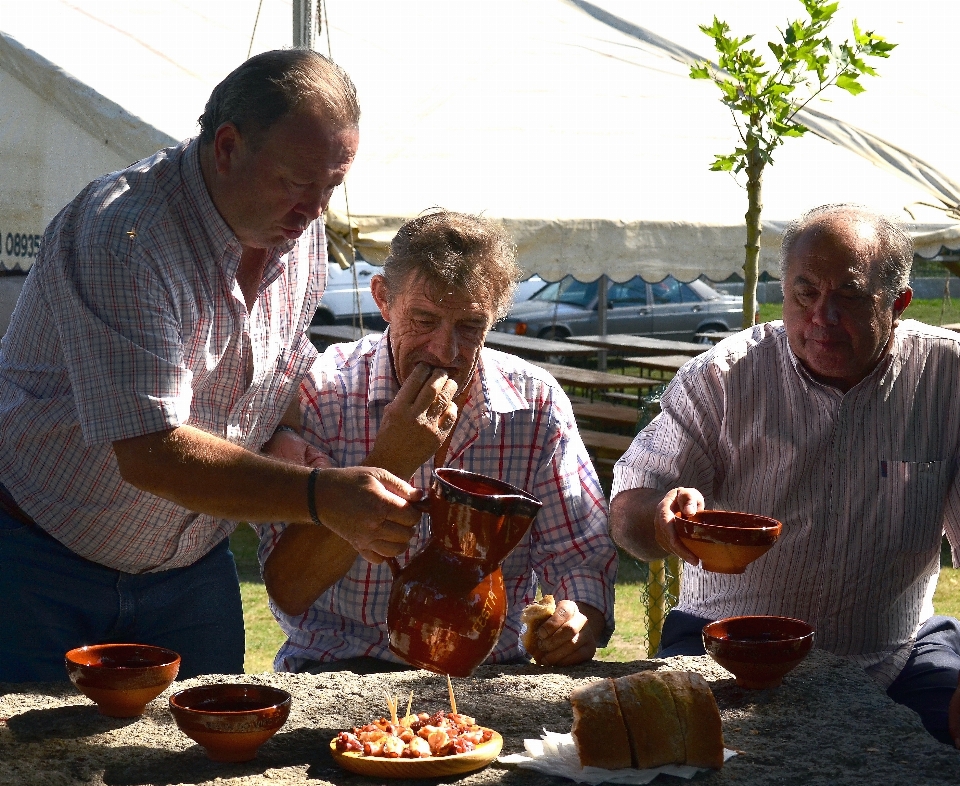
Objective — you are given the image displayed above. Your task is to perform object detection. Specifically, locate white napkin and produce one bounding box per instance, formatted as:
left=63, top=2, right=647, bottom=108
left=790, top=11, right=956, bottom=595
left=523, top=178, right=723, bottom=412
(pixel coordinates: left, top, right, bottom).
left=497, top=729, right=737, bottom=785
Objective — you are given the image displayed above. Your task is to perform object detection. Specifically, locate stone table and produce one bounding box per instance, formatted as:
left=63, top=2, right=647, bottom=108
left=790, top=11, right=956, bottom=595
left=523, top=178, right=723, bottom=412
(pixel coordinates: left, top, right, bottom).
left=2, top=650, right=959, bottom=785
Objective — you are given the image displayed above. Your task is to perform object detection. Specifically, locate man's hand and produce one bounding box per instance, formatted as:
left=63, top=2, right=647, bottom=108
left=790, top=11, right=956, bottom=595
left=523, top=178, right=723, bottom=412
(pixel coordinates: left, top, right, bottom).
left=653, top=487, right=705, bottom=566
left=533, top=600, right=604, bottom=666
left=365, top=363, right=459, bottom=478
left=310, top=465, right=424, bottom=562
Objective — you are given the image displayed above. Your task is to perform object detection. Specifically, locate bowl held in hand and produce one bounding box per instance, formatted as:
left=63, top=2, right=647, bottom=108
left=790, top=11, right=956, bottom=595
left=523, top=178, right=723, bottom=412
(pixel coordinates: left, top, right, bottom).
left=676, top=509, right=782, bottom=573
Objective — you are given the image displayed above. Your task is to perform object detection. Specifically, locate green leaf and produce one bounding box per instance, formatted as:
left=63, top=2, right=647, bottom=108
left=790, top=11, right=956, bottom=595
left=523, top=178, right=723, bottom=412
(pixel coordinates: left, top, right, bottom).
left=836, top=74, right=865, bottom=94
left=690, top=63, right=710, bottom=79
left=710, top=154, right=738, bottom=172
left=768, top=41, right=784, bottom=60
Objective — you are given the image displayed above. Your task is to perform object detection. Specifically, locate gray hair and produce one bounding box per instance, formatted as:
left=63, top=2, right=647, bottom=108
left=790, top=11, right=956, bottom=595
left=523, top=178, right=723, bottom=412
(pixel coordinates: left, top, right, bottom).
left=380, top=209, right=522, bottom=321
left=779, top=204, right=913, bottom=305
left=198, top=49, right=359, bottom=147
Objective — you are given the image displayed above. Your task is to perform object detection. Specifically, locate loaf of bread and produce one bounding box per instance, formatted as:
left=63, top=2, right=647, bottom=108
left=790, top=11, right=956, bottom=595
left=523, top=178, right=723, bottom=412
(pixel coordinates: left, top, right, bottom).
left=570, top=670, right=724, bottom=770
left=520, top=595, right=556, bottom=662
left=569, top=678, right=632, bottom=769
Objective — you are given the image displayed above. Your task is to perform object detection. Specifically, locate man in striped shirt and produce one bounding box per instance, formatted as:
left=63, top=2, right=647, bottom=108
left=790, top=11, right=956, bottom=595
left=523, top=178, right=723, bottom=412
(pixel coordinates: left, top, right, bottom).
left=0, top=51, right=423, bottom=682
left=256, top=210, right=617, bottom=673
left=610, top=205, right=960, bottom=746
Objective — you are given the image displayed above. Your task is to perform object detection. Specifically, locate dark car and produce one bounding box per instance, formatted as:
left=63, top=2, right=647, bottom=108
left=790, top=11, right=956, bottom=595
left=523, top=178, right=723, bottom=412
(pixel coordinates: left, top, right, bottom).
left=312, top=259, right=386, bottom=329
left=493, top=274, right=745, bottom=342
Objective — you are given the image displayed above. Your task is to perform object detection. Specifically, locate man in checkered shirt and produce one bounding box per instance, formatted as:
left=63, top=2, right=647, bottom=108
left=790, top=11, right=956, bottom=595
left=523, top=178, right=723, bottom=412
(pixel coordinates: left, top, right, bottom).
left=256, top=210, right=617, bottom=674
left=0, top=50, right=423, bottom=681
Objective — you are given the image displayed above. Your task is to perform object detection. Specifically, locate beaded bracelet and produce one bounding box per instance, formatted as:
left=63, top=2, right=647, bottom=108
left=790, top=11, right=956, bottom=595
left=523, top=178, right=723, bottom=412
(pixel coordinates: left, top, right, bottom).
left=307, top=467, right=322, bottom=525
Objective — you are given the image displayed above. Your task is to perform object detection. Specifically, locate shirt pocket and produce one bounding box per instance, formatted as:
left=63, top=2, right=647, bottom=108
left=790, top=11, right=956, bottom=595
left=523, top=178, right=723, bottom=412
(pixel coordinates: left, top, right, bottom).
left=879, top=459, right=954, bottom=553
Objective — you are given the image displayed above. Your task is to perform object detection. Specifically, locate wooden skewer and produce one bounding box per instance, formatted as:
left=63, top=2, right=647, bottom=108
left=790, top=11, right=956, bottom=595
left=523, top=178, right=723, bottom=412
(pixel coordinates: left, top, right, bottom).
left=383, top=690, right=398, bottom=725
left=446, top=673, right=458, bottom=716
left=405, top=691, right=413, bottom=721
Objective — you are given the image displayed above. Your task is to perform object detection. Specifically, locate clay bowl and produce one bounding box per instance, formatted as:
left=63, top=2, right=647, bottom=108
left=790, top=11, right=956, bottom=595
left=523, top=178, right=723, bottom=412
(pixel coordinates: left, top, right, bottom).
left=169, top=684, right=291, bottom=762
left=675, top=509, right=782, bottom=573
left=65, top=643, right=180, bottom=718
left=703, top=615, right=815, bottom=689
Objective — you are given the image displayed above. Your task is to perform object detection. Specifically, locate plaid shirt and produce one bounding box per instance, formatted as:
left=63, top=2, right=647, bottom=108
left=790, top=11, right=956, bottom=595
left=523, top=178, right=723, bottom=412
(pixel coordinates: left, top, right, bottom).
left=613, top=320, right=960, bottom=686
left=258, top=332, right=617, bottom=671
left=0, top=139, right=322, bottom=573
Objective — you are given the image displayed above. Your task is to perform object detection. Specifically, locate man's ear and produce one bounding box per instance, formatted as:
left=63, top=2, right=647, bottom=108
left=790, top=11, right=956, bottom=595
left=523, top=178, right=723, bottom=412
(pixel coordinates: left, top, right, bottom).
left=893, top=287, right=913, bottom=320
left=212, top=123, right=242, bottom=176
left=370, top=275, right=391, bottom=323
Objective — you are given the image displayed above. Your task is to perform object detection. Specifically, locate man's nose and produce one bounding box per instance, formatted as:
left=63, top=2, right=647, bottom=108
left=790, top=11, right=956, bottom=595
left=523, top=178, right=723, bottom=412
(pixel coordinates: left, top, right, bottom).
left=425, top=326, right=459, bottom=365
left=296, top=187, right=331, bottom=222
left=811, top=294, right=841, bottom=325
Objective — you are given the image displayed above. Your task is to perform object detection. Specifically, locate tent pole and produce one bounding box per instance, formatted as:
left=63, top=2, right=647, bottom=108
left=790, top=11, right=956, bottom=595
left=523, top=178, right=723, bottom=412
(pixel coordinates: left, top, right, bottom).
left=597, top=275, right=608, bottom=372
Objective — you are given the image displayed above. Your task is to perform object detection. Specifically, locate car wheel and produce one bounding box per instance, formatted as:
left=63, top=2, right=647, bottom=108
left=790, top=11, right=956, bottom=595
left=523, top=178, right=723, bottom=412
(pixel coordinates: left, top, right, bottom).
left=311, top=307, right=336, bottom=326
left=538, top=327, right=570, bottom=341
left=695, top=324, right=728, bottom=345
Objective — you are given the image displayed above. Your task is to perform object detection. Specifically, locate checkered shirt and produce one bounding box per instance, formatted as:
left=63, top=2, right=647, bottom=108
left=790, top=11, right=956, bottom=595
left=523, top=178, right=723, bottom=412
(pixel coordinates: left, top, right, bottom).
left=0, top=139, right=322, bottom=573
left=257, top=332, right=617, bottom=671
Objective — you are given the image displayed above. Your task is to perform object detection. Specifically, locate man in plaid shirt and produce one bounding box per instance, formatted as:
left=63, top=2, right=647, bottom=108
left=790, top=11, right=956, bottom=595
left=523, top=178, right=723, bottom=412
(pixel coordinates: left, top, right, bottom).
left=0, top=51, right=423, bottom=681
left=257, top=210, right=617, bottom=673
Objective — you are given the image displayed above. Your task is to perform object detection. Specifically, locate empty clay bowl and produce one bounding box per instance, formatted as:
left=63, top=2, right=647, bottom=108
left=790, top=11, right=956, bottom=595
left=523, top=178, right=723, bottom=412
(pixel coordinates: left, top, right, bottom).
left=702, top=615, right=815, bottom=689
left=65, top=643, right=180, bottom=718
left=675, top=509, right=782, bottom=573
left=169, top=684, right=291, bottom=762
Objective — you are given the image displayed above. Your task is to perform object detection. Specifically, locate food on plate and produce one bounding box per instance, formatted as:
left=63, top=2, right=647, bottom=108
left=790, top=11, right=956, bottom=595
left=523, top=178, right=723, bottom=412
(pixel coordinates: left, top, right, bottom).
left=520, top=594, right=556, bottom=661
left=570, top=670, right=724, bottom=770
left=334, top=710, right=495, bottom=759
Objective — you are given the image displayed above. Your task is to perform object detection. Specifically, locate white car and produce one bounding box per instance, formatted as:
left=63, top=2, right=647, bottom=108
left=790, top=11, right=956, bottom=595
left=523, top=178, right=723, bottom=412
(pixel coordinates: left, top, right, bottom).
left=313, top=260, right=385, bottom=328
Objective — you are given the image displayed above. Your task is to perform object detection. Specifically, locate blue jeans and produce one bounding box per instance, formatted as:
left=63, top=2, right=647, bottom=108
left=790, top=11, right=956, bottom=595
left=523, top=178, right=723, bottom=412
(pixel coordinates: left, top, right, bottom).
left=0, top=505, right=245, bottom=682
left=656, top=609, right=960, bottom=745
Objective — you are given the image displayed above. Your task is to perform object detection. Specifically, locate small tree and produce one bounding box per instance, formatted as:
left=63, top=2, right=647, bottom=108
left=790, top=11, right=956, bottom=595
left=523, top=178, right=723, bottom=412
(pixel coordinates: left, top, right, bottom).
left=690, top=0, right=894, bottom=327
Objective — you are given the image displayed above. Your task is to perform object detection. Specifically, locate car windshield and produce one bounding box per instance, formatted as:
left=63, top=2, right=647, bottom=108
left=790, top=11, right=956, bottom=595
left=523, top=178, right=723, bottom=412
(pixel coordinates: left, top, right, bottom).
left=530, top=277, right=598, bottom=307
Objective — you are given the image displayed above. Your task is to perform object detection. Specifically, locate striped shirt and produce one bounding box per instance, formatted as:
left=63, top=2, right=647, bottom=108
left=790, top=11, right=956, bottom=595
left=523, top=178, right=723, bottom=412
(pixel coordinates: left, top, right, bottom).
left=0, top=139, right=322, bottom=573
left=257, top=332, right=617, bottom=672
left=612, top=320, right=960, bottom=686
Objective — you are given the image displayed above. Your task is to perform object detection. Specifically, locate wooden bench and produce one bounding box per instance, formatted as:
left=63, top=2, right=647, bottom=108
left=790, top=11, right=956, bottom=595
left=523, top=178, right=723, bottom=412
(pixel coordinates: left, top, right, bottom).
left=578, top=429, right=635, bottom=487
left=572, top=401, right=639, bottom=430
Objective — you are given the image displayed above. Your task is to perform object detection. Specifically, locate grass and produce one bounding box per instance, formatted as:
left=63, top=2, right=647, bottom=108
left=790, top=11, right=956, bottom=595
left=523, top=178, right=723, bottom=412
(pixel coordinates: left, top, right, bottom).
left=230, top=298, right=960, bottom=671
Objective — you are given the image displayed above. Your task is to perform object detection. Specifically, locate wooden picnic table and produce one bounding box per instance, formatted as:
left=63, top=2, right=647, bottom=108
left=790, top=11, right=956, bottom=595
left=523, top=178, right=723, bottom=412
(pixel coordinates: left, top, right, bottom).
left=533, top=362, right=659, bottom=393
left=308, top=324, right=381, bottom=345
left=695, top=329, right=738, bottom=343
left=482, top=331, right=596, bottom=359
left=620, top=354, right=690, bottom=376
left=573, top=334, right=707, bottom=357
left=571, top=400, right=640, bottom=429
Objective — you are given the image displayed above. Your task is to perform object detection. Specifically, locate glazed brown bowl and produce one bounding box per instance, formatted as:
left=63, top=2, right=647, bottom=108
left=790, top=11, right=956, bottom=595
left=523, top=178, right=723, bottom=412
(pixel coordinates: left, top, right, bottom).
left=675, top=509, right=782, bottom=573
left=65, top=643, right=180, bottom=718
left=702, top=615, right=815, bottom=689
left=169, top=684, right=291, bottom=762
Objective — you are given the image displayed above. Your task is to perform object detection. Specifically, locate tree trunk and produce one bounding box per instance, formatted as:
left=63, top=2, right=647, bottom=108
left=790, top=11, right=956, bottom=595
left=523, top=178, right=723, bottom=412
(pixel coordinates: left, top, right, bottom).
left=743, top=145, right=764, bottom=329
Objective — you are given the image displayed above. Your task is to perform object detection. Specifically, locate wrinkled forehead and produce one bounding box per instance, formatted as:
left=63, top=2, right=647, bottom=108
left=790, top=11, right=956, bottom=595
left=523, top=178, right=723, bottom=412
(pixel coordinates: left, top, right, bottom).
left=786, top=217, right=882, bottom=280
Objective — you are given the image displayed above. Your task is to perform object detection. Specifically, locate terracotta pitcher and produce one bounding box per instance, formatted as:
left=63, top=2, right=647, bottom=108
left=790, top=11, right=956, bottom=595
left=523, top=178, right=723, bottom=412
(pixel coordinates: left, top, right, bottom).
left=387, top=468, right=542, bottom=677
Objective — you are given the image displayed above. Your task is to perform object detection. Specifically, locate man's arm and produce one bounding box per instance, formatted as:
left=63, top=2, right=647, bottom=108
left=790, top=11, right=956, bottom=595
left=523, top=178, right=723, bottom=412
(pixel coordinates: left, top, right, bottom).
left=609, top=486, right=703, bottom=565
left=112, top=423, right=422, bottom=559
left=263, top=363, right=459, bottom=616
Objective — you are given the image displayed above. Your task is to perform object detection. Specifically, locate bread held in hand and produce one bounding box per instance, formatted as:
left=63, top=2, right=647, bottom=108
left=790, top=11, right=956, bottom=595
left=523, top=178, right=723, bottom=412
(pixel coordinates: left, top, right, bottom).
left=520, top=595, right=556, bottom=662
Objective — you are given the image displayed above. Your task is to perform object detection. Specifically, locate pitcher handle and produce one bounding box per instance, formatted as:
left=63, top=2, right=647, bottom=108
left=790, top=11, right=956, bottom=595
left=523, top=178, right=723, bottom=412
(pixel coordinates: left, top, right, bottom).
left=387, top=495, right=432, bottom=577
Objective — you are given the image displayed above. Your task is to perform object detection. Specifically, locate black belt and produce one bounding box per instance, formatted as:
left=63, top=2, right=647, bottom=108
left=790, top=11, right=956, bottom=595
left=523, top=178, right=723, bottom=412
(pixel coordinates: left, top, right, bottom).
left=0, top=483, right=37, bottom=527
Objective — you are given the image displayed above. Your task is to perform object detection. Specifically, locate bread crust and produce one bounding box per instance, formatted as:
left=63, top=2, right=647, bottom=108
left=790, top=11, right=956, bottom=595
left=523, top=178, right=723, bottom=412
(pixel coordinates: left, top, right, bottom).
left=613, top=671, right=685, bottom=769
left=660, top=671, right=724, bottom=769
left=569, top=678, right=632, bottom=769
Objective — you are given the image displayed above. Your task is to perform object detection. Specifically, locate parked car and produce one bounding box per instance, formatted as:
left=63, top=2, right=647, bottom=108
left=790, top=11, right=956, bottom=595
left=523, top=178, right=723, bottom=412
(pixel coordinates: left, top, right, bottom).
left=493, top=274, right=746, bottom=343
left=312, top=259, right=386, bottom=328
left=513, top=275, right=547, bottom=304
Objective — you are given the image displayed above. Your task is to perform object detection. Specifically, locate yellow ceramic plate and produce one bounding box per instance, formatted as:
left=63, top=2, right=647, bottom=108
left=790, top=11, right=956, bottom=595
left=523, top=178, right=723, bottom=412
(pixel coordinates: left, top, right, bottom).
left=330, top=729, right=503, bottom=778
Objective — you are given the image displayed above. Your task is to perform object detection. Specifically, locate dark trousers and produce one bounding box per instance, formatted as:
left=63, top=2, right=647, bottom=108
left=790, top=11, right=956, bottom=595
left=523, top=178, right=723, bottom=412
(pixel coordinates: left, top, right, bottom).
left=657, top=609, right=960, bottom=746
left=0, top=504, right=245, bottom=682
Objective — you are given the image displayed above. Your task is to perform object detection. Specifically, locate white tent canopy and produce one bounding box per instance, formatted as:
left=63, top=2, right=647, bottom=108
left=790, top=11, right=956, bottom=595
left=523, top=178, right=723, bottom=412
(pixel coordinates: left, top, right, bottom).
left=3, top=0, right=960, bottom=281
